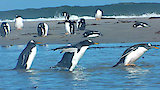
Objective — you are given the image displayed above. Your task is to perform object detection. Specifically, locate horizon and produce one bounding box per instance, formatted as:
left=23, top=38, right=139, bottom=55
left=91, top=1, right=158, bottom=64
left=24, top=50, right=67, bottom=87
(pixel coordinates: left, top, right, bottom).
left=0, top=0, right=160, bottom=11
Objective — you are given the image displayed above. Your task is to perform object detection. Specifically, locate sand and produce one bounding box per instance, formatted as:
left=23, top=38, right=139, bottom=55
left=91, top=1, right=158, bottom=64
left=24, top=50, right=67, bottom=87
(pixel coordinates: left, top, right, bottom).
left=0, top=18, right=160, bottom=45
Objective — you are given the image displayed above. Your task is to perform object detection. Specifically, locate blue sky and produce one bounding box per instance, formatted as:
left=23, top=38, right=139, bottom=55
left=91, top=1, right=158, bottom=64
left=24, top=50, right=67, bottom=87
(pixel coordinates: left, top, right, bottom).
left=1, top=0, right=160, bottom=11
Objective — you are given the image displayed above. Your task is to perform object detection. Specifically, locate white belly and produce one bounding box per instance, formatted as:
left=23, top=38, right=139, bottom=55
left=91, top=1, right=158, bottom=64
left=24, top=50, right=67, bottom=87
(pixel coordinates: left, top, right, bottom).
left=95, top=11, right=102, bottom=18
left=65, top=23, right=70, bottom=34
left=15, top=18, right=23, bottom=29
left=124, top=47, right=148, bottom=65
left=87, top=34, right=100, bottom=38
left=44, top=23, right=48, bottom=36
left=26, top=47, right=37, bottom=69
left=69, top=46, right=89, bottom=71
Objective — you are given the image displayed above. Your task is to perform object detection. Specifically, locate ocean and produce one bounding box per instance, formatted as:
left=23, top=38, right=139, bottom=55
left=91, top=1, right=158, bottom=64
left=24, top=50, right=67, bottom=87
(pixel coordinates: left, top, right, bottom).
left=0, top=42, right=160, bottom=89
left=0, top=3, right=160, bottom=22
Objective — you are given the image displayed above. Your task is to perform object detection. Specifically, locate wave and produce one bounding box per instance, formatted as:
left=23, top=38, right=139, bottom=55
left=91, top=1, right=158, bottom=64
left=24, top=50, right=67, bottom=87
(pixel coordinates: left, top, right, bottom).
left=0, top=15, right=95, bottom=22
left=1, top=13, right=160, bottom=22
left=104, top=13, right=160, bottom=18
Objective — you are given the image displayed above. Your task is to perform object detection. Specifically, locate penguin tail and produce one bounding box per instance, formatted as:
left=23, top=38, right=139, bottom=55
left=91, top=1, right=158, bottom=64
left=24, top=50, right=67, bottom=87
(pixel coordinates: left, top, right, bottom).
left=112, top=59, right=124, bottom=67
left=112, top=63, right=119, bottom=67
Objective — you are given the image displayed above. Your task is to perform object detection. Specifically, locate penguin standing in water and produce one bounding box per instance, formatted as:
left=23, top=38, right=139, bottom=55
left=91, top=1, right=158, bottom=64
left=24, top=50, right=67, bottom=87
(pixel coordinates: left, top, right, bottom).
left=95, top=9, right=103, bottom=20
left=15, top=40, right=41, bottom=69
left=77, top=18, right=86, bottom=30
left=15, top=15, right=23, bottom=30
left=113, top=43, right=159, bottom=67
left=62, top=12, right=70, bottom=20
left=133, top=21, right=150, bottom=28
left=65, top=20, right=75, bottom=35
left=0, top=22, right=11, bottom=37
left=37, top=23, right=49, bottom=37
left=52, top=40, right=98, bottom=71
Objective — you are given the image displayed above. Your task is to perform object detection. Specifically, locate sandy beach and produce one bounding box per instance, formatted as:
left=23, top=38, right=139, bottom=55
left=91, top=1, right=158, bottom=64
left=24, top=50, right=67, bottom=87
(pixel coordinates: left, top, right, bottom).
left=0, top=18, right=160, bottom=45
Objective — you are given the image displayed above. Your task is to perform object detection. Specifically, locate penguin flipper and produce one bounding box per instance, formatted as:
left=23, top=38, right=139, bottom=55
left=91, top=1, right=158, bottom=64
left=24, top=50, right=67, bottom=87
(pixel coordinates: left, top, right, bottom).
left=54, top=46, right=77, bottom=53
left=16, top=51, right=29, bottom=69
left=55, top=52, right=74, bottom=70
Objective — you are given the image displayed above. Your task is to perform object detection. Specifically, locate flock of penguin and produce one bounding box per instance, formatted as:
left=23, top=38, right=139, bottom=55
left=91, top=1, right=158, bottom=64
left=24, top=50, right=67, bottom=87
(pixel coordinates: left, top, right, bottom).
left=0, top=9, right=157, bottom=71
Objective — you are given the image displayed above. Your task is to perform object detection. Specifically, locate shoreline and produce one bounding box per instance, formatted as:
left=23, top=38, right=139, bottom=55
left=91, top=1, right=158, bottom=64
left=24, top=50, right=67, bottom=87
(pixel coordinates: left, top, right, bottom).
left=0, top=18, right=160, bottom=45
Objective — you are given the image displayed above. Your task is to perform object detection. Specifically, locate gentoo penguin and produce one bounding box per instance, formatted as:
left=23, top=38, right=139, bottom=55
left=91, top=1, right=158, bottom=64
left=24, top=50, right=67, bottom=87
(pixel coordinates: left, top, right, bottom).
left=15, top=15, right=23, bottom=30
left=83, top=30, right=102, bottom=38
left=76, top=18, right=86, bottom=30
left=62, top=12, right=70, bottom=20
left=133, top=22, right=150, bottom=28
left=95, top=9, right=103, bottom=20
left=52, top=40, right=98, bottom=71
left=0, top=22, right=11, bottom=37
left=65, top=20, right=75, bottom=35
left=15, top=40, right=41, bottom=69
left=113, top=43, right=159, bottom=67
left=37, top=23, right=49, bottom=37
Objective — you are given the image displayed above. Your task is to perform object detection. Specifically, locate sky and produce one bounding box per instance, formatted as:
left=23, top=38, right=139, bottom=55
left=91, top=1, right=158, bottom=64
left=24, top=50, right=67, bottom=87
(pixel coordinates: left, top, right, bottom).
left=1, top=0, right=160, bottom=11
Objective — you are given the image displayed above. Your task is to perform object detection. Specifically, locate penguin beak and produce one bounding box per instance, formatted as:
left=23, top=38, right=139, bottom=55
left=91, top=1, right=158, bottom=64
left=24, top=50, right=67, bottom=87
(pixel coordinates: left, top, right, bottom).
left=94, top=43, right=99, bottom=45
left=154, top=47, right=159, bottom=49
left=152, top=45, right=159, bottom=49
left=36, top=42, right=42, bottom=44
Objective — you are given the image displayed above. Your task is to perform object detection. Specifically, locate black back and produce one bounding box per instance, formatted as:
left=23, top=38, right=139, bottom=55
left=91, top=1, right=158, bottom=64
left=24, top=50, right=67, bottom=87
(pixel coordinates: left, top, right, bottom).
left=70, top=22, right=75, bottom=34
left=56, top=52, right=74, bottom=69
left=0, top=22, right=10, bottom=37
left=78, top=18, right=86, bottom=30
left=15, top=40, right=36, bottom=69
left=37, top=23, right=45, bottom=36
left=83, top=30, right=101, bottom=37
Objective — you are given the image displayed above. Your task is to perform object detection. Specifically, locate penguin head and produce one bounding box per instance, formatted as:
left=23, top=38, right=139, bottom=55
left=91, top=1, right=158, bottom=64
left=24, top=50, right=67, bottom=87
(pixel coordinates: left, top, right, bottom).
left=79, top=40, right=99, bottom=46
left=15, top=15, right=22, bottom=18
left=96, top=9, right=103, bottom=13
left=38, top=23, right=45, bottom=28
left=1, top=22, right=7, bottom=27
left=80, top=18, right=85, bottom=23
left=62, top=12, right=68, bottom=16
left=141, top=43, right=159, bottom=50
left=27, top=40, right=41, bottom=48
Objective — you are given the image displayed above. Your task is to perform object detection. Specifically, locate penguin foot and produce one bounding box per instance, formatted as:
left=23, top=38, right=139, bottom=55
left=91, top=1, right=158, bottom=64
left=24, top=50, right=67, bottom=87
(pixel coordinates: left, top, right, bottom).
left=96, top=18, right=101, bottom=20
left=125, top=64, right=136, bottom=66
left=65, top=33, right=69, bottom=35
left=17, top=28, right=22, bottom=30
left=42, top=36, right=47, bottom=37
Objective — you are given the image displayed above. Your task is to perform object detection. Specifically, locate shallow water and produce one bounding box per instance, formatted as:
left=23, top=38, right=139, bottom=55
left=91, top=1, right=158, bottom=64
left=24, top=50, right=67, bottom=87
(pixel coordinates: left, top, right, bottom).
left=0, top=42, right=160, bottom=89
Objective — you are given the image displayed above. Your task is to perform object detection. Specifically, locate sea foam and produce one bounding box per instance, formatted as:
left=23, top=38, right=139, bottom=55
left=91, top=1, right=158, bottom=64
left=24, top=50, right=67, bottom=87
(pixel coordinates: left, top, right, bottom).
left=0, top=13, right=160, bottom=22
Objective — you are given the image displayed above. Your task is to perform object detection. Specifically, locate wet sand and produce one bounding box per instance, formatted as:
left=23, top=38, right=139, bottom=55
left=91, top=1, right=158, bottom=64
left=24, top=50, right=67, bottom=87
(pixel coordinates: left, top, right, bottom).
left=0, top=18, right=160, bottom=45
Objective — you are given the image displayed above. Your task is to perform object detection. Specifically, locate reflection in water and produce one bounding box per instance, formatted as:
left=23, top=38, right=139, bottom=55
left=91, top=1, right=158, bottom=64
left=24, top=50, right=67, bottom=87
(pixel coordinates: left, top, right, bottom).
left=71, top=66, right=88, bottom=81
left=71, top=66, right=89, bottom=89
left=125, top=67, right=150, bottom=79
left=125, top=67, right=150, bottom=85
left=26, top=70, right=40, bottom=85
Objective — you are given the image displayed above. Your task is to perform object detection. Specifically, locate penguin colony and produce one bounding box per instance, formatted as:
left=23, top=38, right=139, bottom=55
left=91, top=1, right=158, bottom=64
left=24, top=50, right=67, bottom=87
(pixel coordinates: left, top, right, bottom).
left=0, top=9, right=157, bottom=71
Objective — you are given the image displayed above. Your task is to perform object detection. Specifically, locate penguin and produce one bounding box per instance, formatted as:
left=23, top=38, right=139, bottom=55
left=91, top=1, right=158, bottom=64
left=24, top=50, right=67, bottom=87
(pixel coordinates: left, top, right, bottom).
left=15, top=40, right=41, bottom=69
left=52, top=40, right=99, bottom=71
left=112, top=43, right=159, bottom=67
left=76, top=18, right=86, bottom=30
left=62, top=12, right=70, bottom=20
left=65, top=20, right=75, bottom=35
left=37, top=23, right=49, bottom=37
left=95, top=9, right=103, bottom=20
left=133, top=22, right=150, bottom=28
left=15, top=15, right=23, bottom=30
left=0, top=22, right=11, bottom=37
left=83, top=30, right=102, bottom=38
